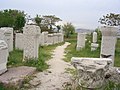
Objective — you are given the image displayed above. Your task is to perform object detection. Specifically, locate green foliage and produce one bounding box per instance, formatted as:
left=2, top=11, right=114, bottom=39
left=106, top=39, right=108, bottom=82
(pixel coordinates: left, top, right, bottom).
left=104, top=81, right=120, bottom=90
left=115, top=38, right=120, bottom=67
left=63, top=22, right=75, bottom=38
left=99, top=13, right=120, bottom=26
left=8, top=49, right=23, bottom=67
left=0, top=9, right=26, bottom=31
left=35, top=14, right=42, bottom=26
left=35, top=15, right=62, bottom=32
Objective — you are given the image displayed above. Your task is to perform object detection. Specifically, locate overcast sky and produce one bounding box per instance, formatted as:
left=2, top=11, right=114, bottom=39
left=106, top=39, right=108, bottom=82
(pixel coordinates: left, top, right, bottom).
left=0, top=0, right=120, bottom=29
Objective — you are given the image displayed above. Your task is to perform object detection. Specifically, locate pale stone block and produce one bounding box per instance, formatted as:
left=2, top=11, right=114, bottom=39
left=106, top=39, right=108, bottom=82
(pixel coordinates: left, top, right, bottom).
left=71, top=57, right=112, bottom=89
left=47, top=34, right=54, bottom=45
left=93, top=32, right=97, bottom=43
left=0, top=40, right=9, bottom=74
left=40, top=33, right=45, bottom=46
left=42, top=32, right=48, bottom=45
left=53, top=33, right=58, bottom=44
left=76, top=33, right=86, bottom=50
left=100, top=26, right=118, bottom=65
left=23, top=25, right=40, bottom=60
left=0, top=27, right=13, bottom=52
left=57, top=33, right=63, bottom=43
left=15, top=33, right=24, bottom=50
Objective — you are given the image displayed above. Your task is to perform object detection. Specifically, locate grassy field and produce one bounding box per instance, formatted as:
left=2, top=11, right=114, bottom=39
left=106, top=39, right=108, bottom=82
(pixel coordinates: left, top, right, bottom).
left=64, top=33, right=120, bottom=67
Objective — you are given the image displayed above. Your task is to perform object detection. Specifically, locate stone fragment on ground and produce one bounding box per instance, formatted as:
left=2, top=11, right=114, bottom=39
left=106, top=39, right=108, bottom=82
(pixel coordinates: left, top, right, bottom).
left=0, top=66, right=36, bottom=88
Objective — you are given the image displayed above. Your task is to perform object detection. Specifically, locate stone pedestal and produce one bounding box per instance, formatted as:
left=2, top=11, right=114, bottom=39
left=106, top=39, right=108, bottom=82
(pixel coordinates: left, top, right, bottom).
left=15, top=33, right=24, bottom=50
left=71, top=57, right=112, bottom=89
left=76, top=33, right=86, bottom=50
left=100, top=26, right=118, bottom=65
left=91, top=43, right=99, bottom=51
left=0, top=27, right=13, bottom=52
left=0, top=40, right=8, bottom=74
left=23, top=25, right=40, bottom=60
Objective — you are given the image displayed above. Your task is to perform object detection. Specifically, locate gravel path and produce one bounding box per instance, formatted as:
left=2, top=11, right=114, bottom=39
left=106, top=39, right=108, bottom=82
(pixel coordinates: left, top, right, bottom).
left=29, top=42, right=73, bottom=90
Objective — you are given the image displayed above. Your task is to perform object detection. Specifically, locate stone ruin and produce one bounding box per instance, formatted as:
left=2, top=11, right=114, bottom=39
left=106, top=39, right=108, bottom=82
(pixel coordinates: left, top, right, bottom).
left=0, top=27, right=13, bottom=52
left=71, top=57, right=120, bottom=89
left=15, top=33, right=24, bottom=50
left=76, top=33, right=86, bottom=50
left=100, top=26, right=118, bottom=65
left=23, top=25, right=41, bottom=60
left=0, top=40, right=8, bottom=74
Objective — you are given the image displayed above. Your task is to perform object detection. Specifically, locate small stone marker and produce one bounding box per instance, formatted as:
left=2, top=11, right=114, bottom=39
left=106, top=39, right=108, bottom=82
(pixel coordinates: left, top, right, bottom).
left=23, top=25, right=40, bottom=60
left=0, top=40, right=8, bottom=74
left=76, top=33, right=86, bottom=50
left=91, top=32, right=99, bottom=51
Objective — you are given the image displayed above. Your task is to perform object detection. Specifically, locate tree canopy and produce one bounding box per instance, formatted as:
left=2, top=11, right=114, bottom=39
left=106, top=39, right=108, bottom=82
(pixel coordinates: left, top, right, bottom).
left=99, top=13, right=120, bottom=26
left=62, top=22, right=75, bottom=38
left=0, top=9, right=26, bottom=31
left=35, top=15, right=62, bottom=32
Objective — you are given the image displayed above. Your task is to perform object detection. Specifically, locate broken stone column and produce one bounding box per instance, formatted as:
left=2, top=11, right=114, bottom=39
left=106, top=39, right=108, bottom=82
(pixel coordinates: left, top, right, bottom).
left=0, top=27, right=13, bottom=52
left=71, top=57, right=112, bottom=89
left=100, top=26, right=118, bottom=65
left=91, top=32, right=99, bottom=51
left=15, top=33, right=24, bottom=50
left=76, top=33, right=86, bottom=50
left=23, top=25, right=40, bottom=60
left=47, top=34, right=54, bottom=45
left=0, top=40, right=9, bottom=74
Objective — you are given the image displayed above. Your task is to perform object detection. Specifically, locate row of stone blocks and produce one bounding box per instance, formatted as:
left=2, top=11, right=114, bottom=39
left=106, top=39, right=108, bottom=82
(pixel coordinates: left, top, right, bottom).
left=15, top=30, right=64, bottom=50
left=0, top=25, right=64, bottom=74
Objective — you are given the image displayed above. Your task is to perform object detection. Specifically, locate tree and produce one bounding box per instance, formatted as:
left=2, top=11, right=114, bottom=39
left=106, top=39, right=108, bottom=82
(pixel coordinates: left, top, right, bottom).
left=62, top=22, right=75, bottom=38
left=99, top=13, right=120, bottom=26
left=0, top=9, right=26, bottom=32
left=35, top=15, right=62, bottom=32
left=35, top=14, right=42, bottom=26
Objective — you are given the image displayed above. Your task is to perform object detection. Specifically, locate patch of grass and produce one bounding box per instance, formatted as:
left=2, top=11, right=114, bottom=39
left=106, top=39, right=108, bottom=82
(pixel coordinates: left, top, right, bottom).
left=8, top=49, right=23, bottom=67
left=0, top=83, right=18, bottom=90
left=115, top=38, right=120, bottom=67
left=64, top=34, right=100, bottom=62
